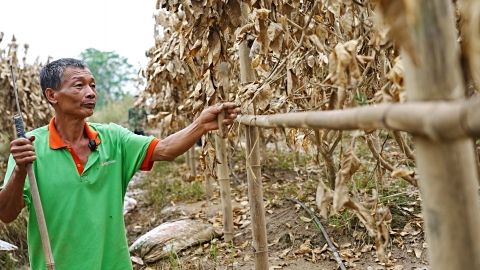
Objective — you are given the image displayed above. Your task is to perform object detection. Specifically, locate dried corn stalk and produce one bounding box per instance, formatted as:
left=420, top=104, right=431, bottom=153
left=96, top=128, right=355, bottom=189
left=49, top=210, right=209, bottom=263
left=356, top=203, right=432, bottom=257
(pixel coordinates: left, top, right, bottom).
left=0, top=35, right=53, bottom=143
left=143, top=0, right=477, bottom=261
left=0, top=34, right=53, bottom=178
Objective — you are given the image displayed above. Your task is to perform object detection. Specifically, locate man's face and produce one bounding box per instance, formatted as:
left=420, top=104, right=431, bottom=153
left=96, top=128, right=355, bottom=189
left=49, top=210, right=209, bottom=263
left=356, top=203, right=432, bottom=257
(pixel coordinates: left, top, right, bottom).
left=53, top=67, right=97, bottom=118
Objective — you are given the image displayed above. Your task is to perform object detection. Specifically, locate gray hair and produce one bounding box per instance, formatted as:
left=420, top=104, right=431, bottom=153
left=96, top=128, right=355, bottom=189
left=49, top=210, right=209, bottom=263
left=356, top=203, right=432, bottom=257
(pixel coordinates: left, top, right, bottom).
left=40, top=58, right=89, bottom=99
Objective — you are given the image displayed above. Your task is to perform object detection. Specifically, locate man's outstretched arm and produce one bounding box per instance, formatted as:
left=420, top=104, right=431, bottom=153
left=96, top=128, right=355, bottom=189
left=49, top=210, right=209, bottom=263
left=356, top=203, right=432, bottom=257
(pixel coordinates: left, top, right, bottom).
left=150, top=103, right=240, bottom=162
left=0, top=136, right=36, bottom=223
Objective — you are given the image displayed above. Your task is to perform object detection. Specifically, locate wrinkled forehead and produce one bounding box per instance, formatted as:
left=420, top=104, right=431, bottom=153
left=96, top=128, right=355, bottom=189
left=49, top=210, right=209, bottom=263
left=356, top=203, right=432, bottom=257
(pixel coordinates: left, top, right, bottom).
left=62, top=67, right=94, bottom=81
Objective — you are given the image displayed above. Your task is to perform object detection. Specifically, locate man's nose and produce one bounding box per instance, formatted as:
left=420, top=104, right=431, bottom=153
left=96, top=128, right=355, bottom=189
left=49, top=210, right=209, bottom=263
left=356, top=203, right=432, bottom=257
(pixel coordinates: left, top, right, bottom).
left=85, top=86, right=97, bottom=99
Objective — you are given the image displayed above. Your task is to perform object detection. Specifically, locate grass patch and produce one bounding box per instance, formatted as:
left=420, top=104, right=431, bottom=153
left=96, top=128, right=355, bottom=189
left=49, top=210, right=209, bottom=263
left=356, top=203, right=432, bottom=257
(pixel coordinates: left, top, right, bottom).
left=265, top=151, right=310, bottom=171
left=144, top=162, right=204, bottom=210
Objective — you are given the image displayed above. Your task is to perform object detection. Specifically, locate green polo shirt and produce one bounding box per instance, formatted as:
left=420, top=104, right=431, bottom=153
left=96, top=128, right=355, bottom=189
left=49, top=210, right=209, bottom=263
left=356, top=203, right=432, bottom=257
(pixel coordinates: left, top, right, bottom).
left=1, top=119, right=159, bottom=270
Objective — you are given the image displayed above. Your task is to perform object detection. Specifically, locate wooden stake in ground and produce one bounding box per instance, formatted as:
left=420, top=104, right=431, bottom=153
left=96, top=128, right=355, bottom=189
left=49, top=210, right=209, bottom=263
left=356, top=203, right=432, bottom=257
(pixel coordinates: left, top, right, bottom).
left=216, top=62, right=234, bottom=242
left=185, top=148, right=191, bottom=174
left=239, top=2, right=269, bottom=269
left=204, top=170, right=213, bottom=198
left=189, top=146, right=197, bottom=177
left=399, top=1, right=480, bottom=269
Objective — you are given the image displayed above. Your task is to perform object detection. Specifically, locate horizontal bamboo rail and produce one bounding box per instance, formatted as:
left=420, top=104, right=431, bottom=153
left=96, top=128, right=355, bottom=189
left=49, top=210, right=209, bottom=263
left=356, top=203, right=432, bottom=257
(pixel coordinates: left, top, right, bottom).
left=237, top=99, right=480, bottom=140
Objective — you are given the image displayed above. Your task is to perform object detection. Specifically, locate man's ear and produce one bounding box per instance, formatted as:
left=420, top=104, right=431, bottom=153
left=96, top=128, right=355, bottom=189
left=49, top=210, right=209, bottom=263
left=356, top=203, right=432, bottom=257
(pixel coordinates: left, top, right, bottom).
left=45, top=88, right=57, bottom=104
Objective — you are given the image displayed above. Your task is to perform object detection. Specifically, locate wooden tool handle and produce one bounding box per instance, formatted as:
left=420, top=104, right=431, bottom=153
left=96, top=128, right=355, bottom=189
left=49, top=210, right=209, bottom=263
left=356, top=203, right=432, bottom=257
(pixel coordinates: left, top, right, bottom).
left=26, top=163, right=55, bottom=270
left=14, top=114, right=55, bottom=269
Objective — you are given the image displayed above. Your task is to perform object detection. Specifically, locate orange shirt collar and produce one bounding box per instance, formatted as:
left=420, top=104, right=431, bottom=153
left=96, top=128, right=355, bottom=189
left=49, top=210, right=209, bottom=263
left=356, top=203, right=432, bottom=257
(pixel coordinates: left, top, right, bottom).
left=48, top=118, right=101, bottom=149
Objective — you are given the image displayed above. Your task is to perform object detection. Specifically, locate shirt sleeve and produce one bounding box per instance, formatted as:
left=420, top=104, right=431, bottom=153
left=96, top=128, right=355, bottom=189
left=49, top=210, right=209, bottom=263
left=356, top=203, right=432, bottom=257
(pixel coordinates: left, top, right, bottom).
left=113, top=124, right=157, bottom=186
left=140, top=138, right=160, bottom=171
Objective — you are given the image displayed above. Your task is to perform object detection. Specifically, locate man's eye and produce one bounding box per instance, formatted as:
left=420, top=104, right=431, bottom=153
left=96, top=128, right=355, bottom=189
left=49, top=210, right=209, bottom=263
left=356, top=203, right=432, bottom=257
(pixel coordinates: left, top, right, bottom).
left=75, top=84, right=82, bottom=87
left=91, top=85, right=96, bottom=88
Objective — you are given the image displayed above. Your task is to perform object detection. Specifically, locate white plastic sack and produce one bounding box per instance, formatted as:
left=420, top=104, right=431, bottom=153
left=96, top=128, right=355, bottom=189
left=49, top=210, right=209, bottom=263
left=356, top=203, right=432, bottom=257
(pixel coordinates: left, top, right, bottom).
left=129, top=219, right=221, bottom=263
left=123, top=196, right=137, bottom=215
left=0, top=240, right=17, bottom=251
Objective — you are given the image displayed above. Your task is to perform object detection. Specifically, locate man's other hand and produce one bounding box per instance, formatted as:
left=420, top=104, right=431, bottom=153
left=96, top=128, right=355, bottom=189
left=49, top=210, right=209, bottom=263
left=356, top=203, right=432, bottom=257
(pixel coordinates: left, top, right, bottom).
left=196, top=102, right=241, bottom=132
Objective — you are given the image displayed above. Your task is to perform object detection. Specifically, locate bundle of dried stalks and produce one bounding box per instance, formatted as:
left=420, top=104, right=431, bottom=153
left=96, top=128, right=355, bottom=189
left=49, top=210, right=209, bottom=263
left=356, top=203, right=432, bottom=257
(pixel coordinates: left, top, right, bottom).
left=0, top=34, right=53, bottom=143
left=0, top=34, right=53, bottom=179
left=142, top=0, right=479, bottom=263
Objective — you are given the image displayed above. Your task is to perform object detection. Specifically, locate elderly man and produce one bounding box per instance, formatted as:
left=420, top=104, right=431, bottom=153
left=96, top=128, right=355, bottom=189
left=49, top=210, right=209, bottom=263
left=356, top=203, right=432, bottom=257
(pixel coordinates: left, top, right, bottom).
left=0, top=58, right=240, bottom=269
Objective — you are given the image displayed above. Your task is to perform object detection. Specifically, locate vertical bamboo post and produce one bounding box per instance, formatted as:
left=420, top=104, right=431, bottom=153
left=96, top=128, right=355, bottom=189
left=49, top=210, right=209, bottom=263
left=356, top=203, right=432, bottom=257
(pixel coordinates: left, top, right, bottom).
left=260, top=133, right=267, bottom=162
left=204, top=170, right=213, bottom=198
left=216, top=136, right=234, bottom=241
left=239, top=2, right=269, bottom=269
left=189, top=146, right=197, bottom=177
left=185, top=148, right=191, bottom=173
left=216, top=62, right=234, bottom=242
left=402, top=1, right=480, bottom=269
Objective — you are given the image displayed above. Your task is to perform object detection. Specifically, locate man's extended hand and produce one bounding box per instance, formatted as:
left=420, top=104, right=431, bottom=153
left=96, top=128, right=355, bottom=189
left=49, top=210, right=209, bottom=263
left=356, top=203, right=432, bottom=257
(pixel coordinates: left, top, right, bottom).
left=10, top=136, right=36, bottom=171
left=196, top=102, right=241, bottom=132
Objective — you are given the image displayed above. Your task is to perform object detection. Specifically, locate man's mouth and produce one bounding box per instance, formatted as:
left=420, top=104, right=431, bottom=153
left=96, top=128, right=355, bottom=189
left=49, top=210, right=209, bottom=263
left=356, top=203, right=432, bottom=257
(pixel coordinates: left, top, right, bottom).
left=83, top=103, right=96, bottom=109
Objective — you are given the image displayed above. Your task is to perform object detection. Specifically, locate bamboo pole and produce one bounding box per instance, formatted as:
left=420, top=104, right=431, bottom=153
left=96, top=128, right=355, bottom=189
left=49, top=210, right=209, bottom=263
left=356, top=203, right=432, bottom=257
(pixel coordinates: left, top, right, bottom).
left=9, top=58, right=55, bottom=270
left=185, top=148, right=191, bottom=172
left=401, top=1, right=480, bottom=269
left=236, top=99, right=480, bottom=140
left=189, top=146, right=196, bottom=177
left=245, top=125, right=269, bottom=269
left=216, top=62, right=234, bottom=242
left=239, top=2, right=269, bottom=269
left=204, top=170, right=213, bottom=198
left=215, top=136, right=234, bottom=241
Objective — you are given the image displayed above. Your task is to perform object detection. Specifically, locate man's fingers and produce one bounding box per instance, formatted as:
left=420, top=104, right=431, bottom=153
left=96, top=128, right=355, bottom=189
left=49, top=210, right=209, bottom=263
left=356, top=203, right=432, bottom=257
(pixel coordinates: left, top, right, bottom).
left=10, top=138, right=34, bottom=149
left=10, top=137, right=36, bottom=164
left=14, top=152, right=37, bottom=162
left=12, top=148, right=37, bottom=166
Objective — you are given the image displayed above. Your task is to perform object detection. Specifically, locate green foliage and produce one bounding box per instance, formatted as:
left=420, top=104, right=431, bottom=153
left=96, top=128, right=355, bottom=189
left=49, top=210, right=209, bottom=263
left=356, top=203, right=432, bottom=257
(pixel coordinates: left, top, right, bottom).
left=209, top=239, right=218, bottom=261
left=327, top=210, right=355, bottom=233
left=353, top=91, right=368, bottom=106
left=88, top=95, right=133, bottom=125
left=79, top=48, right=136, bottom=108
left=230, top=243, right=235, bottom=266
left=168, top=245, right=180, bottom=268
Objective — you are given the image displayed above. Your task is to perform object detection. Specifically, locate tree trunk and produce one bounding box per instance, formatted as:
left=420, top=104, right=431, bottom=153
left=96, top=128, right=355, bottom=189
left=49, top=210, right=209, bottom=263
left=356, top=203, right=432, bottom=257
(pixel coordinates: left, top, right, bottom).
left=402, top=1, right=480, bottom=269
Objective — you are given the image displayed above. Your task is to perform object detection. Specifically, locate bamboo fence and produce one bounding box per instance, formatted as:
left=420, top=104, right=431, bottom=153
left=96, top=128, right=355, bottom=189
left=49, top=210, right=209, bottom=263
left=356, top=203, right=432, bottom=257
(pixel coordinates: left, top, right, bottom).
left=237, top=99, right=480, bottom=140
left=234, top=1, right=480, bottom=269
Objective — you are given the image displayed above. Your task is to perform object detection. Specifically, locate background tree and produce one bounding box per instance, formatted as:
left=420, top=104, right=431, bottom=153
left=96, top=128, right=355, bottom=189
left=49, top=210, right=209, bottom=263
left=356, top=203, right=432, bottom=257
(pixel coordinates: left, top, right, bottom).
left=79, top=48, right=136, bottom=107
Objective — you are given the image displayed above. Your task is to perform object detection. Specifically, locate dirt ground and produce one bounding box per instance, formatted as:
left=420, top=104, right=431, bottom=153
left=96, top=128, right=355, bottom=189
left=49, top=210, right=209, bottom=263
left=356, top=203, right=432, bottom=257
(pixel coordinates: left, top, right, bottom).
left=124, top=168, right=430, bottom=270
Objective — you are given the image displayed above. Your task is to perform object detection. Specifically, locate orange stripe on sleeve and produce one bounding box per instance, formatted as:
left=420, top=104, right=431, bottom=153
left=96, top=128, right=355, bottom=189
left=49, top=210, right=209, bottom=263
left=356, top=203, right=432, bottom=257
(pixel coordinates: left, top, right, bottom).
left=140, top=138, right=160, bottom=171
